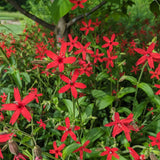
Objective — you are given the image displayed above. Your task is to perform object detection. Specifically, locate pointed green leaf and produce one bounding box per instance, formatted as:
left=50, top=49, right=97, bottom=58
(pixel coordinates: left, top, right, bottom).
left=11, top=70, right=22, bottom=88
left=138, top=82, right=154, bottom=98
left=96, top=95, right=115, bottom=110
left=81, top=103, right=94, bottom=125
left=96, top=72, right=109, bottom=81
left=133, top=101, right=148, bottom=120
left=119, top=75, right=137, bottom=85
left=86, top=127, right=105, bottom=142
left=117, top=107, right=132, bottom=115
left=21, top=72, right=30, bottom=83
left=51, top=0, right=73, bottom=24
left=63, top=143, right=81, bottom=159
left=117, top=87, right=136, bottom=98
left=91, top=89, right=106, bottom=98
left=63, top=99, right=79, bottom=117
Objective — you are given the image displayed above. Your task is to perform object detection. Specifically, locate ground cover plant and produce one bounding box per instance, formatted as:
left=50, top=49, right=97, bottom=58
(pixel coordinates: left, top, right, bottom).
left=0, top=0, right=160, bottom=159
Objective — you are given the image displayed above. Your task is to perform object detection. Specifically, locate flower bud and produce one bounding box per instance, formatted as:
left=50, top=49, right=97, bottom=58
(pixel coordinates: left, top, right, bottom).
left=150, top=152, right=158, bottom=160
left=34, top=145, right=42, bottom=159
left=8, top=140, right=19, bottom=155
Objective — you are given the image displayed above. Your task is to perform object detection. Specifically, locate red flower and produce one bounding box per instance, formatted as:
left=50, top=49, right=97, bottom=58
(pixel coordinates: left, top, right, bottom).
left=1, top=88, right=35, bottom=125
left=154, top=84, right=160, bottom=95
left=70, top=0, right=87, bottom=10
left=128, top=147, right=145, bottom=160
left=49, top=141, right=65, bottom=159
left=131, top=66, right=140, bottom=75
left=92, top=18, right=101, bottom=27
left=0, top=92, right=7, bottom=103
left=91, top=49, right=104, bottom=63
left=0, top=112, right=4, bottom=121
left=58, top=72, right=86, bottom=98
left=37, top=119, right=46, bottom=130
left=46, top=43, right=76, bottom=72
left=103, top=50, right=118, bottom=69
left=74, top=42, right=94, bottom=60
left=100, top=146, right=119, bottom=160
left=102, top=34, right=119, bottom=51
left=67, top=34, right=79, bottom=52
left=0, top=133, right=13, bottom=159
left=76, top=59, right=93, bottom=77
left=149, top=132, right=160, bottom=149
left=0, top=133, right=13, bottom=142
left=57, top=117, right=80, bottom=142
left=29, top=88, right=43, bottom=103
left=73, top=140, right=92, bottom=160
left=80, top=19, right=94, bottom=35
left=0, top=149, right=3, bottom=159
left=134, top=42, right=160, bottom=69
left=104, top=112, right=138, bottom=141
left=13, top=153, right=29, bottom=160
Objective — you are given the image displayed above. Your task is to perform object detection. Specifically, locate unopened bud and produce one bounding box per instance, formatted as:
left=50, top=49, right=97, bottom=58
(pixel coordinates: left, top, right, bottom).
left=150, top=152, right=158, bottom=160
left=8, top=140, right=19, bottom=155
left=34, top=145, right=42, bottom=159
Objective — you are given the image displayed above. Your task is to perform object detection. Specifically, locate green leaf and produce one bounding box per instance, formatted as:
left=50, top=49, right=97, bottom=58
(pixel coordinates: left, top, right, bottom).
left=117, top=107, right=132, bottom=115
left=20, top=136, right=31, bottom=144
left=42, top=152, right=57, bottom=159
left=63, top=143, right=81, bottom=159
left=117, top=87, right=136, bottom=98
left=96, top=95, right=115, bottom=110
left=96, top=72, right=109, bottom=81
left=11, top=69, right=22, bottom=88
left=133, top=101, right=148, bottom=120
left=21, top=72, right=30, bottom=83
left=86, top=127, right=105, bottom=142
left=91, top=89, right=106, bottom=98
left=33, top=127, right=41, bottom=135
left=22, top=150, right=32, bottom=160
left=63, top=99, right=79, bottom=117
left=51, top=0, right=72, bottom=24
left=85, top=148, right=101, bottom=159
left=81, top=103, right=94, bottom=125
left=138, top=82, right=154, bottom=98
left=119, top=75, right=137, bottom=85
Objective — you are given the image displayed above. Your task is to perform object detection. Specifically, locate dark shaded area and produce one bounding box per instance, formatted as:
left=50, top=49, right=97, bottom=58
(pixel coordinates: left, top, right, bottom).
left=0, top=0, right=27, bottom=11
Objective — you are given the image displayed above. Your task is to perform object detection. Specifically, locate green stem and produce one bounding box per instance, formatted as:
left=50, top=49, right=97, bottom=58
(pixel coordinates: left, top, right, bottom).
left=134, top=62, right=147, bottom=102
left=31, top=114, right=36, bottom=159
left=72, top=96, right=76, bottom=121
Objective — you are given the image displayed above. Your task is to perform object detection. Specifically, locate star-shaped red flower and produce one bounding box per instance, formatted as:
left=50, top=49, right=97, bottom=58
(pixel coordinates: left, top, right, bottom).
left=37, top=119, right=46, bottom=130
left=103, top=50, right=118, bottom=69
left=73, top=140, right=92, bottom=160
left=134, top=42, right=160, bottom=69
left=149, top=132, right=160, bottom=149
left=58, top=71, right=86, bottom=98
left=74, top=42, right=94, bottom=60
left=1, top=88, right=35, bottom=125
left=104, top=112, right=138, bottom=141
left=67, top=34, right=79, bottom=52
left=100, top=146, right=119, bottom=160
left=80, top=19, right=94, bottom=35
left=57, top=117, right=80, bottom=142
left=102, top=34, right=119, bottom=51
left=91, top=49, right=104, bottom=63
left=46, top=43, right=76, bottom=72
left=29, top=88, right=43, bottom=103
left=70, top=0, right=87, bottom=10
left=128, top=147, right=145, bottom=160
left=154, top=84, right=160, bottom=95
left=49, top=141, right=65, bottom=159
